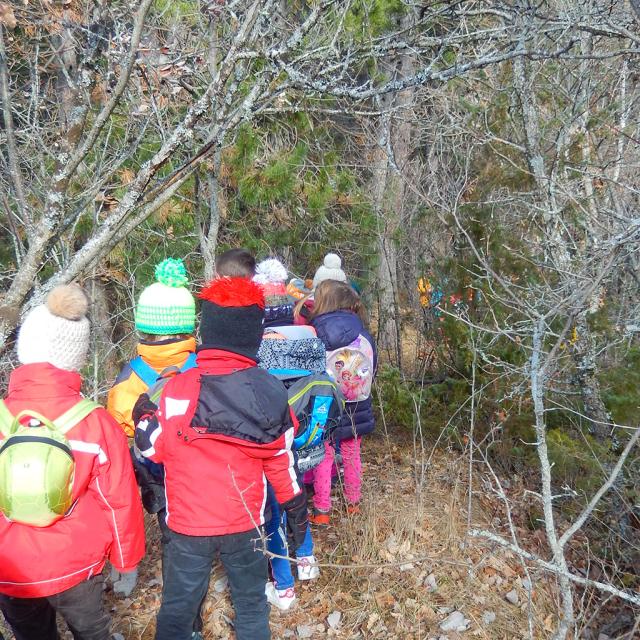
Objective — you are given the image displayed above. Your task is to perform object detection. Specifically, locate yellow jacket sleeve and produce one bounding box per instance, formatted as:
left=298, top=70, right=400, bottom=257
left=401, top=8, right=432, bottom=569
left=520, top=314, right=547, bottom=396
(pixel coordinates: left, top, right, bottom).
left=106, top=372, right=148, bottom=438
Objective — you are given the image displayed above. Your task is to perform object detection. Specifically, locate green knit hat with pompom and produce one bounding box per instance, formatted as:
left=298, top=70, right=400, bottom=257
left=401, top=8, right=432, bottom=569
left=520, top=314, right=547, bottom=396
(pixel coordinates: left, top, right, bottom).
left=135, top=258, right=196, bottom=335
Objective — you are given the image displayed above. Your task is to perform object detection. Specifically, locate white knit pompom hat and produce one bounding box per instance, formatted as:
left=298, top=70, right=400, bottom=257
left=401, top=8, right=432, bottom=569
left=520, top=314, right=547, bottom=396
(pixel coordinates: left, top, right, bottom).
left=312, top=253, right=347, bottom=288
left=17, top=284, right=91, bottom=372
left=253, top=258, right=288, bottom=286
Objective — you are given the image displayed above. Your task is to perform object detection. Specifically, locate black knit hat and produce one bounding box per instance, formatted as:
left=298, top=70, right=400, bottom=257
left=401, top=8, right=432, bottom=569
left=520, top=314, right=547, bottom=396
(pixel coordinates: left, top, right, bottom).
left=198, top=277, right=265, bottom=359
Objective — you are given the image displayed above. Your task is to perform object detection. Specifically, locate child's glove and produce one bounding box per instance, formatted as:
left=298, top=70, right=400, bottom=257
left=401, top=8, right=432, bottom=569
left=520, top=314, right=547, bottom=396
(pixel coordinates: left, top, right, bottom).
left=110, top=566, right=139, bottom=598
left=132, top=393, right=158, bottom=426
left=281, top=490, right=308, bottom=550
left=130, top=449, right=166, bottom=514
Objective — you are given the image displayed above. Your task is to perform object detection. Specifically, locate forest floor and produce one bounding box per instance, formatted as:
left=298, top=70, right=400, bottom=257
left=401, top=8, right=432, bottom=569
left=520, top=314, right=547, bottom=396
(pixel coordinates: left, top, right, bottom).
left=104, top=431, right=558, bottom=640
left=0, top=430, right=559, bottom=640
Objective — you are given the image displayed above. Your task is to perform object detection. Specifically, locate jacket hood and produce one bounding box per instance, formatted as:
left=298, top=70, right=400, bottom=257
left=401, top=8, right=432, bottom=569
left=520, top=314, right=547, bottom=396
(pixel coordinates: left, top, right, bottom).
left=7, top=362, right=82, bottom=402
left=264, top=301, right=295, bottom=328
left=311, top=310, right=363, bottom=351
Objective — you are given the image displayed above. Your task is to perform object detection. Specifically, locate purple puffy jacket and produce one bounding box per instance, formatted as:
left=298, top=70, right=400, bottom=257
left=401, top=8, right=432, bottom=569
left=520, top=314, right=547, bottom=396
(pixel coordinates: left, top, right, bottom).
left=310, top=310, right=377, bottom=440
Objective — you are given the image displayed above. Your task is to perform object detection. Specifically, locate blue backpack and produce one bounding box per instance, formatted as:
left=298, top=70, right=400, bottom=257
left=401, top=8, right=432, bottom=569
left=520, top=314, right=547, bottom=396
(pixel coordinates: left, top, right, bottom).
left=286, top=372, right=344, bottom=472
left=258, top=334, right=343, bottom=472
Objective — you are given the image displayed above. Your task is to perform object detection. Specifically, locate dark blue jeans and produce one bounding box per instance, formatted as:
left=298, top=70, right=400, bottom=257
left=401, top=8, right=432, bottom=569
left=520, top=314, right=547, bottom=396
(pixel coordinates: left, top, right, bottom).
left=156, top=528, right=270, bottom=640
left=157, top=510, right=205, bottom=633
left=0, top=575, right=110, bottom=640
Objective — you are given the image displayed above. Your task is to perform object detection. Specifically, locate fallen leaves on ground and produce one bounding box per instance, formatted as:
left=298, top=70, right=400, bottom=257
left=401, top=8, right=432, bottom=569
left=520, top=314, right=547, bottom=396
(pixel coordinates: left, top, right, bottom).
left=108, top=434, right=558, bottom=638
left=0, top=434, right=559, bottom=640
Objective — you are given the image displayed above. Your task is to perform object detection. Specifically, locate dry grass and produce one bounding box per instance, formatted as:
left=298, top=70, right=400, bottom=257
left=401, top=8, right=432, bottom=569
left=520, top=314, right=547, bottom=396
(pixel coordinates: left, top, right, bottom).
left=0, top=434, right=559, bottom=640
left=273, top=435, right=559, bottom=640
left=114, top=434, right=558, bottom=639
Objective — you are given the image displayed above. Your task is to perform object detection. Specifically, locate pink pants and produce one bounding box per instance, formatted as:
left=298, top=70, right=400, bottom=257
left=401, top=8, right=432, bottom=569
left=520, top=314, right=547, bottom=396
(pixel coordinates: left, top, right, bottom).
left=311, top=437, right=362, bottom=512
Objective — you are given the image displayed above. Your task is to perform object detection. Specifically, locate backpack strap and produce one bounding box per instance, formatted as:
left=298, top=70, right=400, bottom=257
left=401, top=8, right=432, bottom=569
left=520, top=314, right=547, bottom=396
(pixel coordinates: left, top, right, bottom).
left=6, top=409, right=58, bottom=436
left=54, top=399, right=102, bottom=435
left=0, top=400, right=15, bottom=437
left=146, top=353, right=197, bottom=403
left=180, top=352, right=197, bottom=372
left=268, top=368, right=313, bottom=380
left=0, top=399, right=99, bottom=438
left=147, top=367, right=180, bottom=404
left=288, top=379, right=337, bottom=406
left=0, top=404, right=57, bottom=437
left=130, top=354, right=195, bottom=388
left=129, top=356, right=161, bottom=387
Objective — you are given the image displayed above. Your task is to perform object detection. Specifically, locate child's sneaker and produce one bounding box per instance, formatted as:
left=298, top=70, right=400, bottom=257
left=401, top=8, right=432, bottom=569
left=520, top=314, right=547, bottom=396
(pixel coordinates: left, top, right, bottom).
left=309, top=508, right=330, bottom=526
left=297, top=555, right=320, bottom=580
left=347, top=503, right=360, bottom=515
left=265, top=581, right=297, bottom=611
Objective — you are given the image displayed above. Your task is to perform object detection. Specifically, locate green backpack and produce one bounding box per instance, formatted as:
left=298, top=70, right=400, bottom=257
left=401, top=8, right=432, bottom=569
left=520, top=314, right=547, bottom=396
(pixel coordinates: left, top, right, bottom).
left=0, top=398, right=100, bottom=527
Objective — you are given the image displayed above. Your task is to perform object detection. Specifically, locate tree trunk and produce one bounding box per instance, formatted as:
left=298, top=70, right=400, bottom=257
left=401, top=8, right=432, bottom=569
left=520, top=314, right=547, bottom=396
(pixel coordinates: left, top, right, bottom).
left=86, top=275, right=118, bottom=401
left=372, top=113, right=400, bottom=365
left=199, top=16, right=223, bottom=281
left=513, top=48, right=610, bottom=442
left=371, top=11, right=416, bottom=367
left=199, top=160, right=223, bottom=282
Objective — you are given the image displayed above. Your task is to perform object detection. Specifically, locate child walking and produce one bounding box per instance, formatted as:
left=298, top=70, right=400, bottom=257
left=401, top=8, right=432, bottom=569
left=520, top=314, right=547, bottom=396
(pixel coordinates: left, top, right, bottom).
left=254, top=258, right=321, bottom=611
left=307, top=280, right=377, bottom=525
left=107, top=258, right=198, bottom=612
left=214, top=247, right=256, bottom=279
left=133, top=276, right=308, bottom=640
left=107, top=258, right=197, bottom=438
left=108, top=251, right=255, bottom=632
left=0, top=285, right=145, bottom=640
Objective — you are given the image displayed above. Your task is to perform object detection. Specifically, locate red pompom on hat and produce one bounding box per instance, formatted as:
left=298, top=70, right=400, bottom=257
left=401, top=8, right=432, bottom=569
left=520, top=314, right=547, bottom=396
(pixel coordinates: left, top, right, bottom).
left=198, top=277, right=265, bottom=359
left=199, top=277, right=265, bottom=309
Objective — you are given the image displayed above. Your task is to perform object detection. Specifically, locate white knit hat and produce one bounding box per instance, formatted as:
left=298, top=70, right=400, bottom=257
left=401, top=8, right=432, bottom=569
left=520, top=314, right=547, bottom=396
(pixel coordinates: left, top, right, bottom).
left=17, top=285, right=91, bottom=372
left=253, top=258, right=288, bottom=286
left=312, top=253, right=347, bottom=288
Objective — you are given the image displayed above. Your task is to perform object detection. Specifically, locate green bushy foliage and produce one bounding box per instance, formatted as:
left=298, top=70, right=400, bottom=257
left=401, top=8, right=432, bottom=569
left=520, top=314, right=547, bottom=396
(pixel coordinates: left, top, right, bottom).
left=153, top=0, right=199, bottom=23
left=221, top=121, right=376, bottom=278
left=376, top=326, right=626, bottom=511
left=546, top=429, right=607, bottom=494
left=374, top=365, right=418, bottom=428
left=601, top=347, right=640, bottom=426
left=374, top=364, right=470, bottom=443
left=343, top=0, right=405, bottom=37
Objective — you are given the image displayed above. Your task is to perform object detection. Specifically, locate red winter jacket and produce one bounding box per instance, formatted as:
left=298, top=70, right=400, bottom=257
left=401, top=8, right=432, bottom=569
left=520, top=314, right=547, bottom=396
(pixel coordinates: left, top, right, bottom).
left=135, top=349, right=302, bottom=536
left=0, top=363, right=145, bottom=598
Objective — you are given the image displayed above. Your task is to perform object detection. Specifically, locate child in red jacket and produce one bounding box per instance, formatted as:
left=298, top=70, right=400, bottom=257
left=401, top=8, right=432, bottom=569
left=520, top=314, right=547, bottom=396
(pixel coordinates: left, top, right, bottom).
left=0, top=285, right=145, bottom=640
left=134, top=277, right=307, bottom=640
